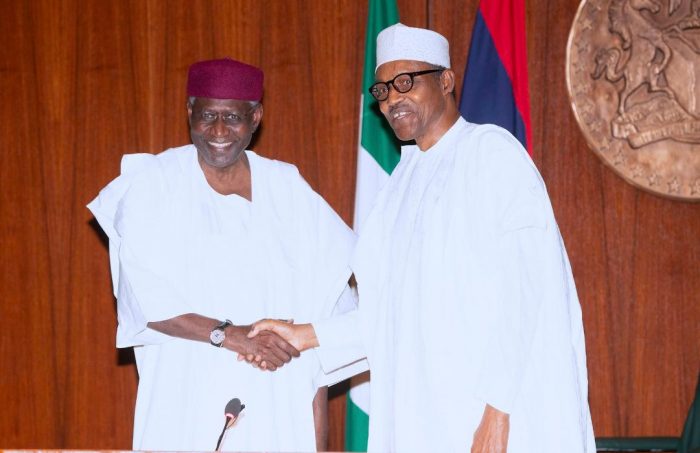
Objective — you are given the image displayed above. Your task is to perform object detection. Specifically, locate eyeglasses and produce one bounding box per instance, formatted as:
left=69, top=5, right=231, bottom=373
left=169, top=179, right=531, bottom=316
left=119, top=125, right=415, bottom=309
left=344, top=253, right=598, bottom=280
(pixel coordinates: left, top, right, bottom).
left=368, top=69, right=444, bottom=101
left=193, top=106, right=257, bottom=126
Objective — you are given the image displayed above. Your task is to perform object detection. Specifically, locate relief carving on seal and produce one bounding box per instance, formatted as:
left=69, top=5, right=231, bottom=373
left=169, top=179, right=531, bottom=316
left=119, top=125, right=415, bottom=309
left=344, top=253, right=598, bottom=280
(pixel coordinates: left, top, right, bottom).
left=567, top=0, right=700, bottom=201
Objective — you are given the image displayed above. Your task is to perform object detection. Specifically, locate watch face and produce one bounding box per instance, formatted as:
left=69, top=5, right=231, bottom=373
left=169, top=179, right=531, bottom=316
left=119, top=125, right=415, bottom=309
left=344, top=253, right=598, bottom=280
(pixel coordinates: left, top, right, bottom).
left=210, top=329, right=226, bottom=346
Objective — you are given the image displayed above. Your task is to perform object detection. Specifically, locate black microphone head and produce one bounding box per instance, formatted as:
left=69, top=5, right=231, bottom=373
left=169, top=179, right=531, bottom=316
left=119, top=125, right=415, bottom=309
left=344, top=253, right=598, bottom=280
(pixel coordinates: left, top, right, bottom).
left=224, top=398, right=245, bottom=418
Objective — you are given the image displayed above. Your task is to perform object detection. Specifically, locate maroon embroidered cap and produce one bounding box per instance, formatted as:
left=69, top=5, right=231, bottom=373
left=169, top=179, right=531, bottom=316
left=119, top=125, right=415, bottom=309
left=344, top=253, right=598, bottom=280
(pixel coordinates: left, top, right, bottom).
left=187, top=58, right=263, bottom=101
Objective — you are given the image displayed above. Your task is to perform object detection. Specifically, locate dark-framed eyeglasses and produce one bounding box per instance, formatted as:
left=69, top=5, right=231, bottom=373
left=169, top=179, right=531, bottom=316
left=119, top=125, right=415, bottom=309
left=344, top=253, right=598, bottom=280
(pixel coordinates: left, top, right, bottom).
left=193, top=105, right=258, bottom=126
left=368, top=69, right=444, bottom=101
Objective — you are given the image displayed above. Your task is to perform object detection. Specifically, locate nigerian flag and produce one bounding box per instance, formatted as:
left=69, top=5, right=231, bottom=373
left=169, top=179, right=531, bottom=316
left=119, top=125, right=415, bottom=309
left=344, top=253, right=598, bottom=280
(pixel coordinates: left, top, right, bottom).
left=348, top=0, right=400, bottom=451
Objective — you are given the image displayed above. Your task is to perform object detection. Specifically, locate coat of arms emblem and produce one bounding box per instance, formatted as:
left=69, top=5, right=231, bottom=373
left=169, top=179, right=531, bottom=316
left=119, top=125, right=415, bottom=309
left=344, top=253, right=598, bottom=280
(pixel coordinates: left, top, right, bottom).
left=567, top=0, right=700, bottom=201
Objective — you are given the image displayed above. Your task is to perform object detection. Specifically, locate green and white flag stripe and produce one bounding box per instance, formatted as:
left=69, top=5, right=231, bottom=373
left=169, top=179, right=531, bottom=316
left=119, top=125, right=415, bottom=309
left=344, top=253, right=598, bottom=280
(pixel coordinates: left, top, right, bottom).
left=352, top=0, right=401, bottom=229
left=348, top=0, right=400, bottom=451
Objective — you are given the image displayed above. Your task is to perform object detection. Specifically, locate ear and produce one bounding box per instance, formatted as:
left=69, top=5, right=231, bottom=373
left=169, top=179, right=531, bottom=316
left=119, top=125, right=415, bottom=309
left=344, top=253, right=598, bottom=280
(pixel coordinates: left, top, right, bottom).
left=440, top=69, right=456, bottom=95
left=251, top=104, right=264, bottom=131
left=186, top=100, right=194, bottom=125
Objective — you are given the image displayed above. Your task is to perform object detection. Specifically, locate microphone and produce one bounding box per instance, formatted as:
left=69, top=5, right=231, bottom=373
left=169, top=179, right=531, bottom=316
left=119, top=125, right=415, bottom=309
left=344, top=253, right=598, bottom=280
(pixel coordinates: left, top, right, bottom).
left=225, top=398, right=245, bottom=419
left=215, top=398, right=246, bottom=451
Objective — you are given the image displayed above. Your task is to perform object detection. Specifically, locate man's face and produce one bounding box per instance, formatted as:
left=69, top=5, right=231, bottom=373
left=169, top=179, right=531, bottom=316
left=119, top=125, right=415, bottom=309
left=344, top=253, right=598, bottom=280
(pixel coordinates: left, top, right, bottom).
left=188, top=97, right=262, bottom=169
left=375, top=60, right=448, bottom=148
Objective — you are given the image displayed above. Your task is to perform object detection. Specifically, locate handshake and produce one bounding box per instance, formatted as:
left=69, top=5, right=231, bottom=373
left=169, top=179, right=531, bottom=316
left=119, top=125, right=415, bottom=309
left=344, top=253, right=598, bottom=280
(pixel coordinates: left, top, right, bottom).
left=229, top=320, right=319, bottom=371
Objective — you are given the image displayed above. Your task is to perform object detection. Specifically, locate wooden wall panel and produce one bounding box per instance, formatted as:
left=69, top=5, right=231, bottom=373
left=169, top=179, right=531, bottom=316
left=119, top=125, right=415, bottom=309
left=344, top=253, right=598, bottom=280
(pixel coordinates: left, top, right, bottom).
left=0, top=0, right=698, bottom=450
left=528, top=0, right=700, bottom=438
left=0, top=3, right=61, bottom=446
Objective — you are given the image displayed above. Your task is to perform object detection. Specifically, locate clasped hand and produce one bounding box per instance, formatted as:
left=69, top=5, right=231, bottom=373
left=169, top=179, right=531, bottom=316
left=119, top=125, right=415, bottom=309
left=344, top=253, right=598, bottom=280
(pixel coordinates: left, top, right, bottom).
left=226, top=322, right=299, bottom=371
left=236, top=319, right=314, bottom=371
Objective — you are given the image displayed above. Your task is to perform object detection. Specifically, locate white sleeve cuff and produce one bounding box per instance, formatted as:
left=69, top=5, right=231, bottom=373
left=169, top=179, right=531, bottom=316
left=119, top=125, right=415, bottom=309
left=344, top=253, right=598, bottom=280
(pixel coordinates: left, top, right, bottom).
left=313, top=310, right=366, bottom=375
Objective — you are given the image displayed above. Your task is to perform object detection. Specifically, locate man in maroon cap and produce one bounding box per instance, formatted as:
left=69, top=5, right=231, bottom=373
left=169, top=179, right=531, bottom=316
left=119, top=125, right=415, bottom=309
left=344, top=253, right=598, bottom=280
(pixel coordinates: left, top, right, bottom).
left=88, top=58, right=362, bottom=451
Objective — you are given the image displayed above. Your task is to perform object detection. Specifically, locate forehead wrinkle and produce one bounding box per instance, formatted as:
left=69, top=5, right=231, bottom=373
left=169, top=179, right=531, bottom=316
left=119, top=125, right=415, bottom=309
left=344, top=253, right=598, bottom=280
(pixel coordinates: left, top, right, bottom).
left=375, top=60, right=434, bottom=81
left=193, top=99, right=251, bottom=113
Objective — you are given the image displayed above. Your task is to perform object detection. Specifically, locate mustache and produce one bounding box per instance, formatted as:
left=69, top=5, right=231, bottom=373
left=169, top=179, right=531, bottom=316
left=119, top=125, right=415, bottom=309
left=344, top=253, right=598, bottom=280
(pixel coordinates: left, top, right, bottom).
left=387, top=103, right=411, bottom=115
left=200, top=136, right=237, bottom=144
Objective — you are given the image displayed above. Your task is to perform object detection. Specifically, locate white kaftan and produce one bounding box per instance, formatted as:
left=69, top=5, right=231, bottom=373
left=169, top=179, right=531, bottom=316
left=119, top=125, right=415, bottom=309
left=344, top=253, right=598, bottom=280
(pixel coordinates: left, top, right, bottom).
left=314, top=118, right=596, bottom=452
left=89, top=146, right=360, bottom=452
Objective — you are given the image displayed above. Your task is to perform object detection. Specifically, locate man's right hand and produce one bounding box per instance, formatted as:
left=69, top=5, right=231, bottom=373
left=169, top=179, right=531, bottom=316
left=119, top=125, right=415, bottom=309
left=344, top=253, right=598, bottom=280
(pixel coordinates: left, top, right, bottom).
left=248, top=319, right=319, bottom=351
left=236, top=320, right=319, bottom=370
left=223, top=324, right=300, bottom=371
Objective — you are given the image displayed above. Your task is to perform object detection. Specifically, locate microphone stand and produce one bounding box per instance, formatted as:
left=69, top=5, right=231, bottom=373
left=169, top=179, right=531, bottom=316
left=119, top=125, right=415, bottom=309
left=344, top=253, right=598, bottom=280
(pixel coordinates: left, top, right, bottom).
left=215, top=415, right=236, bottom=451
left=215, top=398, right=245, bottom=451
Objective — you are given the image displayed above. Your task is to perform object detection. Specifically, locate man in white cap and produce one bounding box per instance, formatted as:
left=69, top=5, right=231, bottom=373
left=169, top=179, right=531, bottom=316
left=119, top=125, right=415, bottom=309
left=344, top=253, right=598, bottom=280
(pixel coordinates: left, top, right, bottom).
left=88, top=58, right=363, bottom=452
left=248, top=24, right=595, bottom=452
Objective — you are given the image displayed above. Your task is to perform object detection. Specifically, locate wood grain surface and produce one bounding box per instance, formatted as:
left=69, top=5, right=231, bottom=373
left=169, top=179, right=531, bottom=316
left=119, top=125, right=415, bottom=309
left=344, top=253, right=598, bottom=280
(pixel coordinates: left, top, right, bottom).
left=0, top=0, right=697, bottom=449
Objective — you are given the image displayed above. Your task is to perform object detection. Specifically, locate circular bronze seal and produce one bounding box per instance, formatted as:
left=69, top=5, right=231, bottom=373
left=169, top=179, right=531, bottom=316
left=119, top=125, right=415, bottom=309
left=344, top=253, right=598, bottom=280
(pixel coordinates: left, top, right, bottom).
left=567, top=0, right=700, bottom=201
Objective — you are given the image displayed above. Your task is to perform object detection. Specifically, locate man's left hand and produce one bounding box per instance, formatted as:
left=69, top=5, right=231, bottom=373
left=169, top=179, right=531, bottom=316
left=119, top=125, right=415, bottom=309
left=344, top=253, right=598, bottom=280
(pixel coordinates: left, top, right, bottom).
left=471, top=404, right=509, bottom=453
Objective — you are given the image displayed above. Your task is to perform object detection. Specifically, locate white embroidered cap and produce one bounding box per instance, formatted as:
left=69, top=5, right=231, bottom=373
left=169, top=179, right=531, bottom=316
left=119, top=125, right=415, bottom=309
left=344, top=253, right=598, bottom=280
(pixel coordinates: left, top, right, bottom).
left=376, top=23, right=450, bottom=71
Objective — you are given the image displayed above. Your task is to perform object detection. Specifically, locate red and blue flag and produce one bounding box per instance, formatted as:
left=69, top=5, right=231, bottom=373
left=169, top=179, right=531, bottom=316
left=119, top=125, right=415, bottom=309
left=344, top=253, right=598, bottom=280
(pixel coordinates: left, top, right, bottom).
left=459, top=0, right=532, bottom=153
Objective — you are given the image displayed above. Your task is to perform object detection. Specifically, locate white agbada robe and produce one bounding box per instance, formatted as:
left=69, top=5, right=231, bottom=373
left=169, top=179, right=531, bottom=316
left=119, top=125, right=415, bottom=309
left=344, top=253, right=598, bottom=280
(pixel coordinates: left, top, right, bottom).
left=88, top=146, right=363, bottom=452
left=314, top=118, right=596, bottom=452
